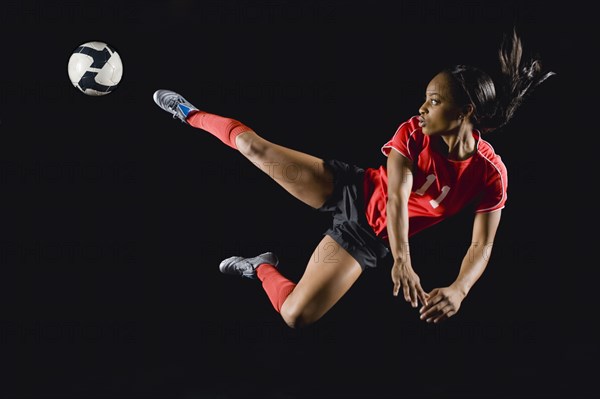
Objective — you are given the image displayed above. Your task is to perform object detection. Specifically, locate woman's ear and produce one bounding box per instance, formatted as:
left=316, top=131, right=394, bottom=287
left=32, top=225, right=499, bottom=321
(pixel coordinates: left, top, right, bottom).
left=462, top=104, right=475, bottom=119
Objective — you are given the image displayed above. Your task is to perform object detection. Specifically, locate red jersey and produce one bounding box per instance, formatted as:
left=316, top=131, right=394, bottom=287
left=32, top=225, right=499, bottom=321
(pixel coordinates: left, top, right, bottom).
left=363, top=115, right=508, bottom=242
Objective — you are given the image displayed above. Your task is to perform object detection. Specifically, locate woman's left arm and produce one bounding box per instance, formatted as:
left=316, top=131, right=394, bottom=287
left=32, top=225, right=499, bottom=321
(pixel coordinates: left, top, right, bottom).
left=419, top=210, right=502, bottom=323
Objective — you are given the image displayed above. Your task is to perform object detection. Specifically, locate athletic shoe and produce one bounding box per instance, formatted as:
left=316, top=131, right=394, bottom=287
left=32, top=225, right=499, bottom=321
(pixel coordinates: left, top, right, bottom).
left=219, top=252, right=279, bottom=279
left=153, top=89, right=199, bottom=124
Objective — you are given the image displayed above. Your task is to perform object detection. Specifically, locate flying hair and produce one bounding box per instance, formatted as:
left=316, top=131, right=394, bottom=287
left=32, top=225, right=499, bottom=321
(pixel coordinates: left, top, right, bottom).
left=444, top=28, right=556, bottom=133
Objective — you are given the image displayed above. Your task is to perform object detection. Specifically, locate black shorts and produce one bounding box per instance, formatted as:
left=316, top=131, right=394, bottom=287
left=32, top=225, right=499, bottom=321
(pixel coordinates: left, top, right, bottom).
left=318, top=159, right=390, bottom=270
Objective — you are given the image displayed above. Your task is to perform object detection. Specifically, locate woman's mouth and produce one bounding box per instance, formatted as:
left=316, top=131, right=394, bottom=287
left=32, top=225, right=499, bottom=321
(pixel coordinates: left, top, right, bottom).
left=418, top=116, right=426, bottom=127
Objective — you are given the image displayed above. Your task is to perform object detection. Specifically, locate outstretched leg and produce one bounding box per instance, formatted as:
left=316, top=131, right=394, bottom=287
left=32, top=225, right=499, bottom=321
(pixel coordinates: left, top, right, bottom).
left=153, top=89, right=334, bottom=209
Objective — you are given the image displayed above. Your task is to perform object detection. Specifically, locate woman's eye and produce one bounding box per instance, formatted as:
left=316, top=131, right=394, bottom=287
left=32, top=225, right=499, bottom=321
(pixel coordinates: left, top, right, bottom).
left=424, top=97, right=440, bottom=105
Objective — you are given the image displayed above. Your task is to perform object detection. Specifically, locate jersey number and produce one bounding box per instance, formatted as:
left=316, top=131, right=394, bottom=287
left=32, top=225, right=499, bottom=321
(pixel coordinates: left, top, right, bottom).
left=415, top=174, right=450, bottom=209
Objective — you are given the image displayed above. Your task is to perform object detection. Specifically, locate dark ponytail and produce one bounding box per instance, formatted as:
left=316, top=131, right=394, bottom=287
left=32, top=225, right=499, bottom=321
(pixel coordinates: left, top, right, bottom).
left=444, top=29, right=555, bottom=133
left=495, top=29, right=555, bottom=131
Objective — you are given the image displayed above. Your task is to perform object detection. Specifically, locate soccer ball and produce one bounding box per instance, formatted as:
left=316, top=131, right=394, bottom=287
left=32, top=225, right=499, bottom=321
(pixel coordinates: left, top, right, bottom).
left=68, top=41, right=123, bottom=96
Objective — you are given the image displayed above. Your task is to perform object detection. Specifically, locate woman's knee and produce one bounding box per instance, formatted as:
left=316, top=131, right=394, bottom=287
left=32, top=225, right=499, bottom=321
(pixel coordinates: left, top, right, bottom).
left=279, top=300, right=317, bottom=329
left=235, top=131, right=267, bottom=159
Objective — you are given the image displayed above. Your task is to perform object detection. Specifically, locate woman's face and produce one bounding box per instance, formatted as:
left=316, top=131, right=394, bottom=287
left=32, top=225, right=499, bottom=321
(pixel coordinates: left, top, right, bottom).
left=418, top=72, right=464, bottom=136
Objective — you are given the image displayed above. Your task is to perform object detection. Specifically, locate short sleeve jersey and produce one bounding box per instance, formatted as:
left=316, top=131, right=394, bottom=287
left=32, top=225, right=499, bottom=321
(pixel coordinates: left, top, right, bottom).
left=363, top=115, right=508, bottom=241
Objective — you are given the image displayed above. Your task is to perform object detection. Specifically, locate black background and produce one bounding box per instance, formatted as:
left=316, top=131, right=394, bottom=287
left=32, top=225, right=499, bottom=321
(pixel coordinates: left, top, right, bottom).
left=0, top=1, right=593, bottom=398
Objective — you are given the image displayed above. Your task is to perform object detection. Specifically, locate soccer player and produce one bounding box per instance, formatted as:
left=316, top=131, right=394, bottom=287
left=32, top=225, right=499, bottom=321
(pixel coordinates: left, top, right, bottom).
left=153, top=31, right=554, bottom=328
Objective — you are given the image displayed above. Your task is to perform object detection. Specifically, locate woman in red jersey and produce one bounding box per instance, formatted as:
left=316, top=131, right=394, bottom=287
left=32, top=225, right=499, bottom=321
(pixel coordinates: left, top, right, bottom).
left=153, top=31, right=554, bottom=328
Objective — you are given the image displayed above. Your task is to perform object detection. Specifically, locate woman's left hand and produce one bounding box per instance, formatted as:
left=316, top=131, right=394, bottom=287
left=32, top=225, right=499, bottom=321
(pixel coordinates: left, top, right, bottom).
left=419, top=286, right=466, bottom=323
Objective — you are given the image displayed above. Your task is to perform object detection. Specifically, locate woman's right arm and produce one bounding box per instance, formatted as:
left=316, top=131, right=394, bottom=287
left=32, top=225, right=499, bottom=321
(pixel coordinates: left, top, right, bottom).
left=386, top=149, right=428, bottom=308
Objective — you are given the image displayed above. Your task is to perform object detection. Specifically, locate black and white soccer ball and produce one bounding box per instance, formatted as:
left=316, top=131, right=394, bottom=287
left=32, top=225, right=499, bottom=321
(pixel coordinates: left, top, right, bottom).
left=68, top=41, right=123, bottom=96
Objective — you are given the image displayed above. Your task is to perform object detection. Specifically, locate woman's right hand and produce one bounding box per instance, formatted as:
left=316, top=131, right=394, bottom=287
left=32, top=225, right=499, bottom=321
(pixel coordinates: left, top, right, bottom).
left=391, top=259, right=428, bottom=308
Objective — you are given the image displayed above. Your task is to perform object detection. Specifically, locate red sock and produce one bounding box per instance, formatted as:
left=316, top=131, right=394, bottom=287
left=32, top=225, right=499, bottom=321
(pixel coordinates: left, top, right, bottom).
left=256, top=264, right=296, bottom=313
left=186, top=111, right=252, bottom=149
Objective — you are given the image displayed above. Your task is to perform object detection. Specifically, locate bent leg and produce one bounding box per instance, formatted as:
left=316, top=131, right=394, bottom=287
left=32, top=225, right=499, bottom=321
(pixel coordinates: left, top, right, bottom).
left=279, top=235, right=363, bottom=328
